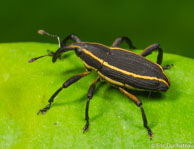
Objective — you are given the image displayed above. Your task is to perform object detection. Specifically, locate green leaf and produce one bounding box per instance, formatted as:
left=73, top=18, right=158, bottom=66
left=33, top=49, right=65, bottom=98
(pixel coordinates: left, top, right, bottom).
left=0, top=43, right=194, bottom=148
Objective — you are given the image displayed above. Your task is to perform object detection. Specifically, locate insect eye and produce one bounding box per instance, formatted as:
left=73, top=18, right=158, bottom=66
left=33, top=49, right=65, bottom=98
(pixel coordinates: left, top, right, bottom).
left=75, top=48, right=82, bottom=56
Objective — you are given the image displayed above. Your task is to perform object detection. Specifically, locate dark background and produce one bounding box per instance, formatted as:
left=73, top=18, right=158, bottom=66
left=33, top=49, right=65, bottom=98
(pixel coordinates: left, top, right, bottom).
left=1, top=0, right=194, bottom=58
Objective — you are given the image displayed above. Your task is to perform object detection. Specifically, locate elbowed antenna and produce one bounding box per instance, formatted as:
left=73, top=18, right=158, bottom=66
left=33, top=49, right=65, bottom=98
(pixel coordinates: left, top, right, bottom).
left=28, top=30, right=62, bottom=63
left=38, top=29, right=61, bottom=48
left=29, top=30, right=79, bottom=63
left=28, top=52, right=54, bottom=63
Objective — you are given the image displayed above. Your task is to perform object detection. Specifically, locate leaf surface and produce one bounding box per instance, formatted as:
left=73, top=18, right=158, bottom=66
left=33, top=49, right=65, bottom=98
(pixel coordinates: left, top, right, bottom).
left=0, top=43, right=193, bottom=148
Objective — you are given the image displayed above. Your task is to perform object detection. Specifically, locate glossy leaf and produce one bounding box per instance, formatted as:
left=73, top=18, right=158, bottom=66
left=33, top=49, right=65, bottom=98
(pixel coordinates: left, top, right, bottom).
left=0, top=43, right=193, bottom=148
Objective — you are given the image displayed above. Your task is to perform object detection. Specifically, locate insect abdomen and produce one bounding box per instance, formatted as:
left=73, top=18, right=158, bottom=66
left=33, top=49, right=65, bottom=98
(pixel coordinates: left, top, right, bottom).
left=98, top=65, right=168, bottom=91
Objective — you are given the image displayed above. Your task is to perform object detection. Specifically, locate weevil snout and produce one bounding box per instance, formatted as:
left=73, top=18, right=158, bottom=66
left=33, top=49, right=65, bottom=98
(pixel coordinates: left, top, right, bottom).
left=52, top=48, right=62, bottom=63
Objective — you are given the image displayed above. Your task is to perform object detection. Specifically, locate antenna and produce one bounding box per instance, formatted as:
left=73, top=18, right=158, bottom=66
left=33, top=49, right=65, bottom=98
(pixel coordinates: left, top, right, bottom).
left=28, top=30, right=62, bottom=63
left=38, top=29, right=61, bottom=48
left=28, top=52, right=53, bottom=63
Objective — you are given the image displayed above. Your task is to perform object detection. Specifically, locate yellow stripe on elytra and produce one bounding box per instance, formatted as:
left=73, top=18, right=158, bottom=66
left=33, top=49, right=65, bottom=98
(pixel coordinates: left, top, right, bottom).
left=110, top=47, right=170, bottom=84
left=82, top=49, right=104, bottom=63
left=82, top=61, right=97, bottom=71
left=98, top=71, right=124, bottom=87
left=103, top=61, right=169, bottom=87
left=67, top=43, right=170, bottom=85
left=98, top=71, right=148, bottom=91
left=66, top=44, right=169, bottom=87
left=82, top=48, right=169, bottom=87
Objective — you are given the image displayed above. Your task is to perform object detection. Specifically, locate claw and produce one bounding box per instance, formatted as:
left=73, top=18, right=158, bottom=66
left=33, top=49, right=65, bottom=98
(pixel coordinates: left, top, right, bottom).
left=37, top=109, right=47, bottom=115
left=37, top=103, right=51, bottom=115
left=147, top=128, right=154, bottom=140
left=148, top=132, right=154, bottom=140
left=83, top=122, right=89, bottom=133
left=163, top=64, right=174, bottom=70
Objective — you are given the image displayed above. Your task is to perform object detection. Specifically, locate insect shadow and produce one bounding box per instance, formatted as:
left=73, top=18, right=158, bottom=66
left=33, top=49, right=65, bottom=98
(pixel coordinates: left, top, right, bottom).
left=102, top=83, right=177, bottom=129
left=52, top=80, right=104, bottom=122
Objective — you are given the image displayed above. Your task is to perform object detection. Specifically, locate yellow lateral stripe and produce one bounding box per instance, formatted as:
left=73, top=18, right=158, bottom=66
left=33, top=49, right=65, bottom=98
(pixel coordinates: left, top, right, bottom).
left=82, top=61, right=97, bottom=71
left=98, top=71, right=124, bottom=87
left=157, top=64, right=170, bottom=83
left=98, top=72, right=147, bottom=91
left=83, top=42, right=109, bottom=48
left=82, top=49, right=104, bottom=63
left=110, top=47, right=170, bottom=84
left=124, top=84, right=145, bottom=91
left=67, top=43, right=169, bottom=84
left=110, top=47, right=135, bottom=53
left=82, top=48, right=169, bottom=87
left=103, top=61, right=169, bottom=87
left=66, top=45, right=82, bottom=49
left=66, top=43, right=169, bottom=87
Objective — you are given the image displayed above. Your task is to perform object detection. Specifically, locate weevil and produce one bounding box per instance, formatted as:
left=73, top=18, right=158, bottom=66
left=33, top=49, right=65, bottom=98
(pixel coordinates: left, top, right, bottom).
left=29, top=30, right=172, bottom=139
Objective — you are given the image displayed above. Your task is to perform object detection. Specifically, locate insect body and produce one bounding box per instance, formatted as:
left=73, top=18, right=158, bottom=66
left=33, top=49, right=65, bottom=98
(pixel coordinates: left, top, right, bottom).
left=69, top=42, right=169, bottom=91
left=29, top=30, right=171, bottom=139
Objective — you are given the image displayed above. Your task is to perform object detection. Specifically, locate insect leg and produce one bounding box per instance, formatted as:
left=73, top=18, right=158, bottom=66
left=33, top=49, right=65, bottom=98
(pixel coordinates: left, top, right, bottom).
left=111, top=37, right=136, bottom=49
left=141, top=43, right=163, bottom=65
left=61, top=34, right=81, bottom=47
left=119, top=87, right=153, bottom=139
left=83, top=77, right=100, bottom=132
left=163, top=64, right=174, bottom=70
left=37, top=71, right=90, bottom=115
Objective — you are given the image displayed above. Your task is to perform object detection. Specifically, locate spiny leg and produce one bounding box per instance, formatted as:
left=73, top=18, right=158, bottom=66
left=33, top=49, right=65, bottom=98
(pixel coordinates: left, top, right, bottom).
left=37, top=71, right=90, bottom=115
left=119, top=87, right=153, bottom=139
left=83, top=77, right=100, bottom=132
left=111, top=37, right=136, bottom=49
left=141, top=43, right=163, bottom=65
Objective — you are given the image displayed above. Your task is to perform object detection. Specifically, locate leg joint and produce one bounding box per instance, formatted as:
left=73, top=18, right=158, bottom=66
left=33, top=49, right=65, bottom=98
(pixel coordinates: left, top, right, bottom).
left=136, top=101, right=142, bottom=107
left=62, top=82, right=68, bottom=88
left=87, top=94, right=92, bottom=100
left=153, top=43, right=160, bottom=47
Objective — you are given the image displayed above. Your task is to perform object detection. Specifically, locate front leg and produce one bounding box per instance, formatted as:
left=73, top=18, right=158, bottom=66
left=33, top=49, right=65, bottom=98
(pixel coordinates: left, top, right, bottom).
left=37, top=71, right=90, bottom=114
left=83, top=77, right=100, bottom=132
